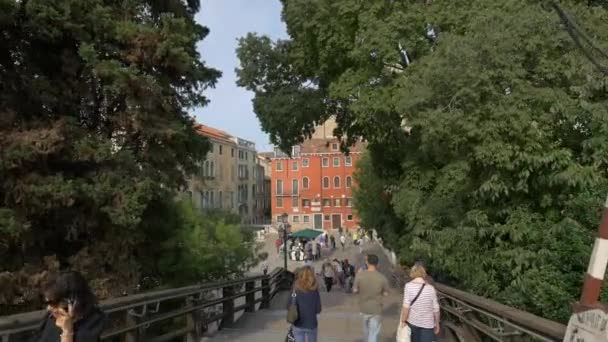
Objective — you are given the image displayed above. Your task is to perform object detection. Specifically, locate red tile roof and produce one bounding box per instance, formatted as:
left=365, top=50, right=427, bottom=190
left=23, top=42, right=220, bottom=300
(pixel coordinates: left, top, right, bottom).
left=193, top=123, right=236, bottom=145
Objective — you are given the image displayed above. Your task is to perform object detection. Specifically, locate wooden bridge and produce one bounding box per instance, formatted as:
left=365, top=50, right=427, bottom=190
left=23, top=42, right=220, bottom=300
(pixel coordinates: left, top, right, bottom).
left=0, top=243, right=566, bottom=342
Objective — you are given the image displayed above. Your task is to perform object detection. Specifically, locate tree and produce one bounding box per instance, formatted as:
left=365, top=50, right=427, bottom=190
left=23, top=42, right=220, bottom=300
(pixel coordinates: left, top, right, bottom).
left=0, top=0, right=220, bottom=311
left=237, top=0, right=608, bottom=321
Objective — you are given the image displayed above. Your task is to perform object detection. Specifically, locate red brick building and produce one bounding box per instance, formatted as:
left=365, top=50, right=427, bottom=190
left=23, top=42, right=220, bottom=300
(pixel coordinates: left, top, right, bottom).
left=269, top=125, right=364, bottom=231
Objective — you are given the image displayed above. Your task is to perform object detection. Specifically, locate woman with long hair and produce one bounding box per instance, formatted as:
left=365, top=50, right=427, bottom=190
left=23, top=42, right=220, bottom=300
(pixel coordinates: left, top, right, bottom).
left=399, top=264, right=440, bottom=342
left=33, top=271, right=106, bottom=342
left=290, top=266, right=322, bottom=342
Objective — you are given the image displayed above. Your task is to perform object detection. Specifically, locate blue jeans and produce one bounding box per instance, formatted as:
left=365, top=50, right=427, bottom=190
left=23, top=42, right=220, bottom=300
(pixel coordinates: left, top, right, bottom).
left=362, top=314, right=382, bottom=342
left=409, top=323, right=436, bottom=342
left=292, top=326, right=318, bottom=342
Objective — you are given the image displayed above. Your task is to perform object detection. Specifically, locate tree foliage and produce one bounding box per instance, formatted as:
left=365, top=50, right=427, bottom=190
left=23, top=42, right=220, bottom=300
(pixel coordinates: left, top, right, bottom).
left=238, top=0, right=608, bottom=321
left=0, top=0, right=222, bottom=312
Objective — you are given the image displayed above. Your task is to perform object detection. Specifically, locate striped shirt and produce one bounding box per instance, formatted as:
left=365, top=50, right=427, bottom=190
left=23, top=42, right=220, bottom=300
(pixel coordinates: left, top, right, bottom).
left=403, top=279, right=440, bottom=329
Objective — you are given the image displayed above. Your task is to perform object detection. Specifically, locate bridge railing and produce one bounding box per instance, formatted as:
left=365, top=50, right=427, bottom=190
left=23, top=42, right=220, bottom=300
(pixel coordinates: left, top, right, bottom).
left=392, top=267, right=566, bottom=342
left=0, top=267, right=290, bottom=342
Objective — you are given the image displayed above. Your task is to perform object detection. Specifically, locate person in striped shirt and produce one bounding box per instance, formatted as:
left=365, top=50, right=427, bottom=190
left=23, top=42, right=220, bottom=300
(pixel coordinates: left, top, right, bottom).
left=399, top=264, right=440, bottom=342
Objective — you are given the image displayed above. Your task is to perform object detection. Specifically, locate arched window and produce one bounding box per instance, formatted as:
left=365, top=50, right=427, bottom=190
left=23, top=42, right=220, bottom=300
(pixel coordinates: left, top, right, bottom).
left=334, top=176, right=340, bottom=188
left=303, top=177, right=309, bottom=189
left=346, top=176, right=352, bottom=188
left=323, top=177, right=329, bottom=188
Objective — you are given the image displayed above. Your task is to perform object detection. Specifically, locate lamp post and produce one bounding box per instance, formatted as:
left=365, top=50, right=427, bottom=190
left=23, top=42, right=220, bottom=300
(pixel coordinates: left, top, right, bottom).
left=281, top=212, right=289, bottom=270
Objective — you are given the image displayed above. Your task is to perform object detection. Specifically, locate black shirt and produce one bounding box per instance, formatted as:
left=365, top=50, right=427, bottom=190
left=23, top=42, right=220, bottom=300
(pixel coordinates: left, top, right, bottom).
left=33, top=308, right=106, bottom=342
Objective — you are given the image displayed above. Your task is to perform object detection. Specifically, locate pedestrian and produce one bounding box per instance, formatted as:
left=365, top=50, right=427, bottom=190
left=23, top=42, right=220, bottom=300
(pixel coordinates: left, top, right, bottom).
left=290, top=266, right=322, bottom=342
left=262, top=261, right=269, bottom=276
left=330, top=235, right=336, bottom=250
left=33, top=271, right=107, bottom=342
left=399, top=263, right=440, bottom=342
left=316, top=242, right=321, bottom=260
left=322, top=260, right=336, bottom=292
left=340, top=234, right=346, bottom=251
left=332, top=259, right=344, bottom=288
left=353, top=254, right=389, bottom=342
left=343, top=259, right=355, bottom=292
left=275, top=237, right=282, bottom=254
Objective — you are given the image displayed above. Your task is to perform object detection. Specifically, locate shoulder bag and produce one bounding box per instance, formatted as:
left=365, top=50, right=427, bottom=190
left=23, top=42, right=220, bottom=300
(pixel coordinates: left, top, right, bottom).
left=286, top=291, right=298, bottom=324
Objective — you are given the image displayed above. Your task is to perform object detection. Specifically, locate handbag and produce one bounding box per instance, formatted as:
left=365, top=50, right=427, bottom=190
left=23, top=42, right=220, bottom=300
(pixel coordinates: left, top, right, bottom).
left=286, top=291, right=298, bottom=324
left=285, top=326, right=295, bottom=342
left=396, top=283, right=426, bottom=342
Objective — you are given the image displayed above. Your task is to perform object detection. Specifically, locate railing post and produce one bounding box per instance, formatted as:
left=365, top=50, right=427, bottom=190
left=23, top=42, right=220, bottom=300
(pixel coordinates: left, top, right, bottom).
left=185, top=296, right=200, bottom=342
left=125, top=310, right=139, bottom=342
left=220, top=285, right=234, bottom=329
left=245, top=280, right=256, bottom=312
left=261, top=276, right=271, bottom=309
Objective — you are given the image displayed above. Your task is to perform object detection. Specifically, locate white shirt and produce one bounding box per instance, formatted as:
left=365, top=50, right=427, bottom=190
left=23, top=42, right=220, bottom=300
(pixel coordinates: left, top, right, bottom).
left=340, top=235, right=346, bottom=243
left=403, top=279, right=440, bottom=329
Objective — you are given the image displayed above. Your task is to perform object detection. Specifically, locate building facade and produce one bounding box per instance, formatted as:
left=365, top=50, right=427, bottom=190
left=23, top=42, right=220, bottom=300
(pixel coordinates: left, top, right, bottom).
left=185, top=124, right=270, bottom=225
left=269, top=120, right=364, bottom=231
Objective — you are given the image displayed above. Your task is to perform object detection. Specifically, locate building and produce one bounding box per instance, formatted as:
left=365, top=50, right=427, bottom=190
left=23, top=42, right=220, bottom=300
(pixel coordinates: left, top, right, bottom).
left=255, top=154, right=272, bottom=224
left=185, top=124, right=270, bottom=225
left=188, top=124, right=238, bottom=211
left=235, top=137, right=259, bottom=224
left=269, top=119, right=364, bottom=231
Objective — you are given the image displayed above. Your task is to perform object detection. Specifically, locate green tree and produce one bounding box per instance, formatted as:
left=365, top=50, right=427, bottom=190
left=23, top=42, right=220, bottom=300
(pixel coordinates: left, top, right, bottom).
left=0, top=0, right=220, bottom=310
left=237, top=0, right=608, bottom=321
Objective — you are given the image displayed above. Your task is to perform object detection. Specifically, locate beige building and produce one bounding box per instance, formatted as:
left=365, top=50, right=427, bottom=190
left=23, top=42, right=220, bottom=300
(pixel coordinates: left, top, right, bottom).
left=187, top=124, right=238, bottom=211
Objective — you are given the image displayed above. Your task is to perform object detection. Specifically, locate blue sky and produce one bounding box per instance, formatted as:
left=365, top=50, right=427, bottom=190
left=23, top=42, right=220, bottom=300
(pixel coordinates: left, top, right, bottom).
left=194, top=0, right=287, bottom=152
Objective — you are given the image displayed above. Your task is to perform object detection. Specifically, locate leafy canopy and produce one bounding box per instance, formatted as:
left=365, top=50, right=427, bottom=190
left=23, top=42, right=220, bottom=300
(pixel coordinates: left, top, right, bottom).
left=238, top=0, right=608, bottom=322
left=0, top=0, right=221, bottom=310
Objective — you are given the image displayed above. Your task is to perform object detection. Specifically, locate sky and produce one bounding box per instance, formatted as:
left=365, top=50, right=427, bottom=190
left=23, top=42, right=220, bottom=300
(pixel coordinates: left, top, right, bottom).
left=194, top=0, right=287, bottom=152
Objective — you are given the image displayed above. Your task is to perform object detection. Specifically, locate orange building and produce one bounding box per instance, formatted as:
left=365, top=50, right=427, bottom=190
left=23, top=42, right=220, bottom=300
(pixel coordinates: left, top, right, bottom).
left=269, top=128, right=364, bottom=231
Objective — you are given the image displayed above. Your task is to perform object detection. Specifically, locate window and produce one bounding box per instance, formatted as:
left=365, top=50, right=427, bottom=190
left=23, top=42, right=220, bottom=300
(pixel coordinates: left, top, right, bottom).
left=302, top=158, right=309, bottom=167
left=332, top=143, right=339, bottom=150
left=302, top=199, right=311, bottom=207
left=334, top=198, right=341, bottom=207
left=276, top=215, right=282, bottom=222
left=231, top=148, right=235, bottom=157
left=276, top=161, right=283, bottom=171
left=323, top=177, right=330, bottom=188
left=333, top=157, right=340, bottom=167
left=252, top=185, right=256, bottom=196
left=292, top=197, right=298, bottom=207
left=346, top=198, right=353, bottom=207
left=334, top=176, right=340, bottom=188
left=346, top=176, right=352, bottom=188
left=276, top=180, right=283, bottom=195
left=219, top=191, right=223, bottom=208
left=210, top=191, right=215, bottom=208
left=303, top=215, right=310, bottom=223
left=292, top=161, right=298, bottom=171
left=347, top=214, right=353, bottom=221
left=322, top=157, right=329, bottom=167
left=210, top=144, right=214, bottom=153
left=323, top=199, right=331, bottom=207
left=276, top=197, right=283, bottom=207
left=293, top=215, right=300, bottom=223
left=219, top=145, right=223, bottom=155
left=324, top=215, right=330, bottom=221
left=292, top=179, right=299, bottom=195
left=345, top=156, right=352, bottom=166
left=303, top=177, right=309, bottom=189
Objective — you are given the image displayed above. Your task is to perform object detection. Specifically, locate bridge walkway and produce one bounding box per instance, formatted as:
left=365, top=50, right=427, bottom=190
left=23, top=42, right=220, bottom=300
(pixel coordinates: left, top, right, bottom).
left=206, top=243, right=409, bottom=342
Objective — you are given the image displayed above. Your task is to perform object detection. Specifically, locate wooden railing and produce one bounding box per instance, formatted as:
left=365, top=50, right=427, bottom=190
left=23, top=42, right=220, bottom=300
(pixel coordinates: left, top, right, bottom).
left=0, top=267, right=290, bottom=342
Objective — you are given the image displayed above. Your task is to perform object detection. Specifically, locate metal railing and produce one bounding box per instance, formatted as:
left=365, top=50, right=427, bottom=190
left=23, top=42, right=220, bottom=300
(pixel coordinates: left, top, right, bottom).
left=0, top=267, right=290, bottom=342
left=392, top=268, right=566, bottom=342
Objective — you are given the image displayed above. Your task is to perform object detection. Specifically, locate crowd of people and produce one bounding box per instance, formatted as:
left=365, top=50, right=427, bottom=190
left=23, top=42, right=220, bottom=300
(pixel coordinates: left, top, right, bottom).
left=288, top=250, right=440, bottom=342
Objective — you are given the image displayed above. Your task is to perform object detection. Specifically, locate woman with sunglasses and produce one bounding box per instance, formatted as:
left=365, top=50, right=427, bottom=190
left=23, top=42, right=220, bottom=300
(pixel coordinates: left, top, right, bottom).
left=34, top=271, right=106, bottom=342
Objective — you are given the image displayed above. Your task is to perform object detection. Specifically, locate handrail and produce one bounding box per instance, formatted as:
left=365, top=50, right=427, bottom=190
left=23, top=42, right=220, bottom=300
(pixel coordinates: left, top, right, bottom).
left=436, top=283, right=566, bottom=341
left=0, top=267, right=289, bottom=341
